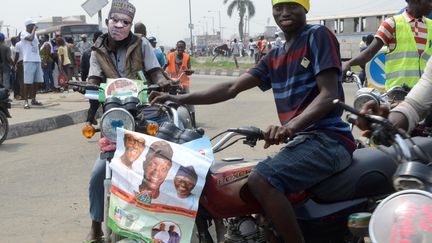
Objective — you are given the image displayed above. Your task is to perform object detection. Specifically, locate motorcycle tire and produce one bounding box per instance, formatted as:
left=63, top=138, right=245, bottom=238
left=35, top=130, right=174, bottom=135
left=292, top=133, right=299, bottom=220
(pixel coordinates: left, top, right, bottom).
left=0, top=111, right=9, bottom=145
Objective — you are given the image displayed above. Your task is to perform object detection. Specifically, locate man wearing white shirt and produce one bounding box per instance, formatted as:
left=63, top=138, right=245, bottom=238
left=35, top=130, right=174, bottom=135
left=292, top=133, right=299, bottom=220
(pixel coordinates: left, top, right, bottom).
left=21, top=18, right=44, bottom=109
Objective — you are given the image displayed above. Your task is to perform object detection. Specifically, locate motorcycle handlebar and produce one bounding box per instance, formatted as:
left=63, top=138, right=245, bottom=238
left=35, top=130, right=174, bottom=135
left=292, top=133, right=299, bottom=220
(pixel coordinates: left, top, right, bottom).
left=227, top=127, right=264, bottom=140
left=68, top=81, right=100, bottom=91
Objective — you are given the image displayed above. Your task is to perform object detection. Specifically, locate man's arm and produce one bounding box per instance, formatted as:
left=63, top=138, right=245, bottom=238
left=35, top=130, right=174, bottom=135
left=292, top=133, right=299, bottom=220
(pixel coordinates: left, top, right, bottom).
left=343, top=38, right=384, bottom=71
left=390, top=58, right=432, bottom=131
left=24, top=26, right=37, bottom=41
left=149, top=73, right=261, bottom=105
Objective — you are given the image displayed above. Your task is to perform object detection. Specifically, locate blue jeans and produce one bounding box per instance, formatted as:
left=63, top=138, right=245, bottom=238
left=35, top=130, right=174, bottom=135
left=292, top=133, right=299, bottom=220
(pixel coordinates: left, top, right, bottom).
left=254, top=131, right=352, bottom=194
left=89, top=156, right=106, bottom=222
left=42, top=61, right=54, bottom=90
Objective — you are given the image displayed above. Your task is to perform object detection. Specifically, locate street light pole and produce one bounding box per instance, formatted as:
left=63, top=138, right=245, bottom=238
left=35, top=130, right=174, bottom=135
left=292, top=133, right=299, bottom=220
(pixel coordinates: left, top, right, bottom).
left=209, top=10, right=222, bottom=41
left=188, top=0, right=194, bottom=55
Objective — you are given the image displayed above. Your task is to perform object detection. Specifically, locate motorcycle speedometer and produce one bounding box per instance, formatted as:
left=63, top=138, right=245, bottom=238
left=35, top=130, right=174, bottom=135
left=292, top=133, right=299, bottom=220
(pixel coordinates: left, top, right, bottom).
left=369, top=190, right=432, bottom=243
left=100, top=108, right=135, bottom=142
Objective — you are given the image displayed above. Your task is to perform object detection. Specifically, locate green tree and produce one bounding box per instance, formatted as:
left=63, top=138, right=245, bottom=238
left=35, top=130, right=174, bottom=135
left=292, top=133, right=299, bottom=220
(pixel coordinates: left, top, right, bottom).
left=223, top=0, right=256, bottom=41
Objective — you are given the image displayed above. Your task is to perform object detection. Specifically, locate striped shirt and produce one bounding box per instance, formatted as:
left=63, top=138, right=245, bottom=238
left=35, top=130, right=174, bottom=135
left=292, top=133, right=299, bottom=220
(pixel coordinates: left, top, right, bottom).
left=248, top=25, right=355, bottom=153
left=376, top=10, right=428, bottom=55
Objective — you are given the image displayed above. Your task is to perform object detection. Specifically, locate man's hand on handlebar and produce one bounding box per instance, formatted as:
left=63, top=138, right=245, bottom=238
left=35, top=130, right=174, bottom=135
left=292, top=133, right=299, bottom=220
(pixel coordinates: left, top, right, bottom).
left=263, top=125, right=294, bottom=149
left=157, top=79, right=173, bottom=91
left=356, top=100, right=390, bottom=137
left=148, top=91, right=178, bottom=105
left=342, top=62, right=351, bottom=73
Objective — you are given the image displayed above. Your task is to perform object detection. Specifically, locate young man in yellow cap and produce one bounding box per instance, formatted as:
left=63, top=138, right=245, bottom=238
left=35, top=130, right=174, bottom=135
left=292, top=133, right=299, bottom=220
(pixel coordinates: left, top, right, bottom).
left=149, top=0, right=354, bottom=242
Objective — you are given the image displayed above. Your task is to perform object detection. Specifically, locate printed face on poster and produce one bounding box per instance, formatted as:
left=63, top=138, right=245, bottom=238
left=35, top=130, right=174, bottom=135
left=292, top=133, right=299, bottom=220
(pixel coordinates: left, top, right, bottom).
left=108, top=128, right=213, bottom=242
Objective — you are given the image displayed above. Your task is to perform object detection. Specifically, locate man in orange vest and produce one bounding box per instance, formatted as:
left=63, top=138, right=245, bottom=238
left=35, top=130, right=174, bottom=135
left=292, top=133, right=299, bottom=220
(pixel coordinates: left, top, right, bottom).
left=165, top=40, right=196, bottom=126
left=165, top=40, right=191, bottom=93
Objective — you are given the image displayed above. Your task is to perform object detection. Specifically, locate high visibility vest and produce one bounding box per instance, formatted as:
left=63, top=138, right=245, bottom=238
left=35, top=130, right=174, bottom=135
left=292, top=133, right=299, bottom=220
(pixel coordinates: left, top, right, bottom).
left=385, top=14, right=432, bottom=90
left=166, top=52, right=190, bottom=86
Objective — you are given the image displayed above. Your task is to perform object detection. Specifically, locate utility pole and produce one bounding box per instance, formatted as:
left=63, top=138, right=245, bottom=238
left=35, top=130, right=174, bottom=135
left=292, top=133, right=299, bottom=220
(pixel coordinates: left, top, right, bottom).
left=188, top=0, right=194, bottom=55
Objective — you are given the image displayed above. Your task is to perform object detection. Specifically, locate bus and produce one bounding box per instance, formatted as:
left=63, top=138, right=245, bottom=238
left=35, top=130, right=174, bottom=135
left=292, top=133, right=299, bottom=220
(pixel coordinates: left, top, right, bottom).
left=36, top=23, right=100, bottom=44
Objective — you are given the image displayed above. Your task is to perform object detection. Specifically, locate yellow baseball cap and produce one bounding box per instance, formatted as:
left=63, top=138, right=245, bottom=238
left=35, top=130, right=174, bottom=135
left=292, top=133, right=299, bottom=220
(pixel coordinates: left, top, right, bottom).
left=272, top=0, right=310, bottom=12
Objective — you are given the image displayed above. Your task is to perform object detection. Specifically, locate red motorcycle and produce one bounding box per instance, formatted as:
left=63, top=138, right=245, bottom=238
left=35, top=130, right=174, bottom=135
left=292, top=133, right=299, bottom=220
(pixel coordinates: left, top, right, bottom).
left=190, top=125, right=432, bottom=243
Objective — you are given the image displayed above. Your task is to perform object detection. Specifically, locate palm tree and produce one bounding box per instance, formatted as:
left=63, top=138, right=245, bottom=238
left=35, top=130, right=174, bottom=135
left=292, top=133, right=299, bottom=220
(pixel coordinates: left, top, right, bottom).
left=223, top=0, right=256, bottom=41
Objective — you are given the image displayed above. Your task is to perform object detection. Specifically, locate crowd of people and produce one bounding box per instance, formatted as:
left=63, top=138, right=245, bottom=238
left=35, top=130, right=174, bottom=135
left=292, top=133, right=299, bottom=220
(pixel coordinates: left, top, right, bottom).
left=0, top=20, right=98, bottom=109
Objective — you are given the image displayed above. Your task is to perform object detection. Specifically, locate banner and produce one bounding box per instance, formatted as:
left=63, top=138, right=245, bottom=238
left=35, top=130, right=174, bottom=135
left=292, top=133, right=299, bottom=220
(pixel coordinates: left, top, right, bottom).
left=108, top=128, right=213, bottom=243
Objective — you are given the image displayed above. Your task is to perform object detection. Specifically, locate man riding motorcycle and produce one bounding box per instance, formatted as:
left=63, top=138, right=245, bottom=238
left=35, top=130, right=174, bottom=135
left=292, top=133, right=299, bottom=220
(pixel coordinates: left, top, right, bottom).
left=149, top=0, right=355, bottom=242
left=84, top=1, right=171, bottom=242
left=343, top=0, right=432, bottom=91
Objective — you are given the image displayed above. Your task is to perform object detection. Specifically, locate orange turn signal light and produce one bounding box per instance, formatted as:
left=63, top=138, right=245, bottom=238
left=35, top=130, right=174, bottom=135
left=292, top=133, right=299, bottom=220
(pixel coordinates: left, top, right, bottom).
left=82, top=124, right=96, bottom=139
left=146, top=123, right=159, bottom=136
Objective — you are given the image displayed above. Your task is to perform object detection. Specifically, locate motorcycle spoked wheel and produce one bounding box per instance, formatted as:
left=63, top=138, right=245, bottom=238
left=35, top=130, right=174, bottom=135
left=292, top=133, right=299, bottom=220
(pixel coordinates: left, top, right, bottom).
left=0, top=111, right=9, bottom=145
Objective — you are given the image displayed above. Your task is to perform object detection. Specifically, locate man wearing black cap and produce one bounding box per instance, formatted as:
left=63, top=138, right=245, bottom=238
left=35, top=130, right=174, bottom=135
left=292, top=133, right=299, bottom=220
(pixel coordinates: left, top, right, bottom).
left=86, top=1, right=172, bottom=241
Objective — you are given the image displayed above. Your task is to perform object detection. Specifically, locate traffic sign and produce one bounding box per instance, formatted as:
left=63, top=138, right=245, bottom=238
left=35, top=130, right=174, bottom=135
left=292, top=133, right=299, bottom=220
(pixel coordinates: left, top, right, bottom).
left=366, top=50, right=386, bottom=91
left=81, top=0, right=109, bottom=17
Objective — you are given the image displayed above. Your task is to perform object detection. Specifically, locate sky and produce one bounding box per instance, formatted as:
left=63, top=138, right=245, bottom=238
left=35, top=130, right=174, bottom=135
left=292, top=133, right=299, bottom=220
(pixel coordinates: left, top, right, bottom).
left=0, top=0, right=406, bottom=46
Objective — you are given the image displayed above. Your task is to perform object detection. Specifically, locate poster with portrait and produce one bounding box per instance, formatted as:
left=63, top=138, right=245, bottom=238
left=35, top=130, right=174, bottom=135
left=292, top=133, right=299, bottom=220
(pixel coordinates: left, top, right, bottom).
left=107, top=128, right=213, bottom=243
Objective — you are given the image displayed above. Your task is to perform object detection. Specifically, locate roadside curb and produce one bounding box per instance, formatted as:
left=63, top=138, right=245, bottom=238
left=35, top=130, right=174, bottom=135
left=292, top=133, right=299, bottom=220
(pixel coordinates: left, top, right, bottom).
left=7, top=109, right=88, bottom=139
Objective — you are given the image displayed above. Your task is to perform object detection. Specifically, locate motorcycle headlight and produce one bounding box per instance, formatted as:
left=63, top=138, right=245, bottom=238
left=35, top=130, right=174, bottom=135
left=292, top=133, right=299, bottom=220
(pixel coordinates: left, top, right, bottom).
left=369, top=190, right=432, bottom=243
left=100, top=108, right=135, bottom=142
left=353, top=88, right=381, bottom=111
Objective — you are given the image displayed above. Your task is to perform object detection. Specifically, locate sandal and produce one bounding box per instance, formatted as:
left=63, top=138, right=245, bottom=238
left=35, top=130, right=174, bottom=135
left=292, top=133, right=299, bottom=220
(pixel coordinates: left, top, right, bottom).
left=31, top=100, right=43, bottom=106
left=24, top=102, right=30, bottom=109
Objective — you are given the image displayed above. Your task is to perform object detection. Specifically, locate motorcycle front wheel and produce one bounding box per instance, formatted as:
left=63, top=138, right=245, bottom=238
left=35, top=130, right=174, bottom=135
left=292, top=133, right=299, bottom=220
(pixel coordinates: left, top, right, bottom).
left=0, top=111, right=9, bottom=145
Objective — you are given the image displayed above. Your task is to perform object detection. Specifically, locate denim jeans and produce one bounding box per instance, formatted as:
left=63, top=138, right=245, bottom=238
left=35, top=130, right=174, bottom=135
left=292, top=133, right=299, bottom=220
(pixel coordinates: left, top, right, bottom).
left=42, top=61, right=54, bottom=90
left=254, top=131, right=352, bottom=194
left=89, top=156, right=106, bottom=222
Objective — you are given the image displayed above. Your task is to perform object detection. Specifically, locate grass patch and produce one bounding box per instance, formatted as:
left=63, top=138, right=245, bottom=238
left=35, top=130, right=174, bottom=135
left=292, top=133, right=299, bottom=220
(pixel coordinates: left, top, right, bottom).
left=190, top=57, right=255, bottom=70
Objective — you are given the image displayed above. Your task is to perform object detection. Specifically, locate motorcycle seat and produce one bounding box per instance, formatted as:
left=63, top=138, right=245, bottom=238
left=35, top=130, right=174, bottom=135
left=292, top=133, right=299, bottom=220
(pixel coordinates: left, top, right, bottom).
left=309, top=137, right=432, bottom=203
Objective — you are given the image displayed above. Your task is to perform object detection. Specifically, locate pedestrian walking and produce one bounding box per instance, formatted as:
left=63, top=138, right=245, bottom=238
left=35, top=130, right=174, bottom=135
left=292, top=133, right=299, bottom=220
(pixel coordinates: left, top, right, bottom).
left=231, top=38, right=240, bottom=68
left=20, top=18, right=44, bottom=109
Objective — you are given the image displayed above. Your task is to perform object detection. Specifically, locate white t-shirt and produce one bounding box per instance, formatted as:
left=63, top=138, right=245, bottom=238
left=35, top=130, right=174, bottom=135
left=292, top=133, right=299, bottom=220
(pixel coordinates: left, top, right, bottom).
left=20, top=31, right=41, bottom=62
left=154, top=230, right=170, bottom=243
left=14, top=42, right=24, bottom=62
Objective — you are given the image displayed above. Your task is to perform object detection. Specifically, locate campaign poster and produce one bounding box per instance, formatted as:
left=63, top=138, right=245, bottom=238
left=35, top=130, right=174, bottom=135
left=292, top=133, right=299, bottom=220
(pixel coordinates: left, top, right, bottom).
left=107, top=128, right=213, bottom=243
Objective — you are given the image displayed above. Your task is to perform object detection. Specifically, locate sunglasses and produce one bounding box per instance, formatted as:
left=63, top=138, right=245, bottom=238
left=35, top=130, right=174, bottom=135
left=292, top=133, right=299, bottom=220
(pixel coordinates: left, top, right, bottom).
left=109, top=17, right=132, bottom=27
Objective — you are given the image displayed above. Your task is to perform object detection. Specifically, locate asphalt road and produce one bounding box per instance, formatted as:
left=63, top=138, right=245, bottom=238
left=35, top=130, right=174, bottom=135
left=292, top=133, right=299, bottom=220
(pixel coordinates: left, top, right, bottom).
left=0, top=75, right=359, bottom=242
